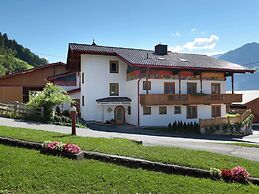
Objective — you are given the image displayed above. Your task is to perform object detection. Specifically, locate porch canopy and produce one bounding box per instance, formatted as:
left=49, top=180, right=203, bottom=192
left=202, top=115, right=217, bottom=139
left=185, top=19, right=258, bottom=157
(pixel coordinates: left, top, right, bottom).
left=96, top=97, right=131, bottom=105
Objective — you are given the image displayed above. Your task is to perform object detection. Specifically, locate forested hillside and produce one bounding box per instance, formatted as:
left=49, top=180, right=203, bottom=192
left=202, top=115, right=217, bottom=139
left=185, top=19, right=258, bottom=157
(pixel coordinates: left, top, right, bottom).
left=0, top=32, right=48, bottom=76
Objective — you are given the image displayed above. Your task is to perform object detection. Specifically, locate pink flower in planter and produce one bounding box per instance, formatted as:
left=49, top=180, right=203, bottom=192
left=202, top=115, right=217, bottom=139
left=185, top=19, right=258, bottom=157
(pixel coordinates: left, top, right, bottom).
left=63, top=143, right=81, bottom=154
left=43, top=141, right=64, bottom=151
left=231, top=166, right=250, bottom=182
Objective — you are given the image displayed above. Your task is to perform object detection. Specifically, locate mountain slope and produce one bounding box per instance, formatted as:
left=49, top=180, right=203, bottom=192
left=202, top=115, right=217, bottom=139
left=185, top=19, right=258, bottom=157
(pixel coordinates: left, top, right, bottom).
left=0, top=32, right=48, bottom=76
left=219, top=42, right=259, bottom=91
left=0, top=32, right=48, bottom=66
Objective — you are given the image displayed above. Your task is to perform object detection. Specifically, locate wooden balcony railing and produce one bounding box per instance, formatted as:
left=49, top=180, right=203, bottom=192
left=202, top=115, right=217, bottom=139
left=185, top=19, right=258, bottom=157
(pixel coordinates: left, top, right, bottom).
left=199, top=109, right=252, bottom=129
left=139, top=93, right=242, bottom=106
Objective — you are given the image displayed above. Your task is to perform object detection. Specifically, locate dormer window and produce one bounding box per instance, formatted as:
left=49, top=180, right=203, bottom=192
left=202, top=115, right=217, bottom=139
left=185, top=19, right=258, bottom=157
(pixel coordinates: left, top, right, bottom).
left=110, top=61, right=119, bottom=73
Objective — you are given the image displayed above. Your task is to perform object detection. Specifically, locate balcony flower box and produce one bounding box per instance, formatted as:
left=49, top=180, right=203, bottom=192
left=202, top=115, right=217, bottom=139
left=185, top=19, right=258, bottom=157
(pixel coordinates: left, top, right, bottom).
left=40, top=141, right=84, bottom=160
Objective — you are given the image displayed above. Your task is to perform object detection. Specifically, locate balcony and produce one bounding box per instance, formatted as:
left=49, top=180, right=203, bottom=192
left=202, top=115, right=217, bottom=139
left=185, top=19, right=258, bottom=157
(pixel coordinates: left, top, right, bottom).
left=139, top=93, right=242, bottom=106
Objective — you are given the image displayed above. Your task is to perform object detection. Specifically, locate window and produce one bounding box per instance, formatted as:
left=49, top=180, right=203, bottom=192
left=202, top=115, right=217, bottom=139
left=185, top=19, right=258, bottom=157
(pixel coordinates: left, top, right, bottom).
left=143, top=81, right=151, bottom=90
left=82, top=72, right=84, bottom=84
left=143, top=107, right=151, bottom=115
left=164, top=82, right=175, bottom=94
left=187, top=106, right=197, bottom=119
left=128, top=106, right=131, bottom=115
left=82, top=96, right=85, bottom=106
left=174, top=106, right=181, bottom=114
left=159, top=106, right=167, bottom=115
left=110, top=61, right=119, bottom=73
left=110, top=83, right=119, bottom=96
left=211, top=105, right=221, bottom=117
left=187, top=83, right=197, bottom=94
left=211, top=83, right=221, bottom=94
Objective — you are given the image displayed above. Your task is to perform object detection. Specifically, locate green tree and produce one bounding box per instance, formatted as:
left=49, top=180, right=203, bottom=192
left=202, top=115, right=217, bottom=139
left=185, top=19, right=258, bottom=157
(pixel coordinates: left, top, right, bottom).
left=27, top=83, right=72, bottom=120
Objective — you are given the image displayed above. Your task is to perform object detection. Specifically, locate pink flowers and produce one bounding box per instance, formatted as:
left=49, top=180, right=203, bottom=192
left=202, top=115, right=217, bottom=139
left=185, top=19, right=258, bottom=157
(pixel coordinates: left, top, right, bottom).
left=211, top=166, right=250, bottom=183
left=42, top=141, right=81, bottom=154
left=63, top=143, right=81, bottom=154
left=231, top=166, right=250, bottom=182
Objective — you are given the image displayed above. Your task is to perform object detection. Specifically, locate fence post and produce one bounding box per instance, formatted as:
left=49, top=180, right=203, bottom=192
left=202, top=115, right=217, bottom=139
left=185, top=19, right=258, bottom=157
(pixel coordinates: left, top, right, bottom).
left=40, top=107, right=44, bottom=118
left=238, top=114, right=242, bottom=123
left=14, top=101, right=19, bottom=115
left=227, top=116, right=230, bottom=125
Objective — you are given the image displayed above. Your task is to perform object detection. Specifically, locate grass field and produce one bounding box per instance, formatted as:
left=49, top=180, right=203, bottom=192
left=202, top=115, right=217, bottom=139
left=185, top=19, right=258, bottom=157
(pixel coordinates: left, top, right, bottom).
left=227, top=142, right=259, bottom=148
left=1, top=125, right=259, bottom=178
left=1, top=144, right=259, bottom=193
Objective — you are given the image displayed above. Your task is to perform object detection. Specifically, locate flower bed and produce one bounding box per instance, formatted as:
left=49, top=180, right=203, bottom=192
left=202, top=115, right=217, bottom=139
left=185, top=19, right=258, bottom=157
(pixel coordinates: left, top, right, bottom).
left=41, top=141, right=84, bottom=160
left=210, top=166, right=250, bottom=183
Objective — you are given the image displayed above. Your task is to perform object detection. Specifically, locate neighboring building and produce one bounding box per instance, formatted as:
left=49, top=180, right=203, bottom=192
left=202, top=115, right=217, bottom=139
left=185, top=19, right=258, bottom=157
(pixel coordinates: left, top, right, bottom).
left=0, top=62, right=80, bottom=110
left=67, top=43, right=254, bottom=127
left=229, top=90, right=259, bottom=123
left=0, top=62, right=67, bottom=103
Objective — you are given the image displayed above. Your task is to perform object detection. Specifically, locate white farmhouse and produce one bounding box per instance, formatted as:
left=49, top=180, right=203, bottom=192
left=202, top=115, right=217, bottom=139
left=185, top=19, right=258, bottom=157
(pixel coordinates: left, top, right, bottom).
left=66, top=43, right=254, bottom=127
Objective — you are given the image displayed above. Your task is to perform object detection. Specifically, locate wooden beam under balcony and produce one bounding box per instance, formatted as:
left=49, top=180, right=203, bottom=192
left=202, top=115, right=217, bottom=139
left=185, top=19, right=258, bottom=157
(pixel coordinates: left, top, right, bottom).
left=139, top=94, right=242, bottom=106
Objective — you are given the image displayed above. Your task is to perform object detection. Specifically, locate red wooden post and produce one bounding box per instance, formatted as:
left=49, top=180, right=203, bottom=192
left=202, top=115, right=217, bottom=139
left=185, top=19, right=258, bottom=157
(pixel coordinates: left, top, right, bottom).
left=70, top=106, right=77, bottom=135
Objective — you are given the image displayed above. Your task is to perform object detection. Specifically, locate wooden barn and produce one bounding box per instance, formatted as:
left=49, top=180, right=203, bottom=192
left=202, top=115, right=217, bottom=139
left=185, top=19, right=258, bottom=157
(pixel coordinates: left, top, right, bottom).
left=230, top=90, right=259, bottom=123
left=0, top=62, right=67, bottom=103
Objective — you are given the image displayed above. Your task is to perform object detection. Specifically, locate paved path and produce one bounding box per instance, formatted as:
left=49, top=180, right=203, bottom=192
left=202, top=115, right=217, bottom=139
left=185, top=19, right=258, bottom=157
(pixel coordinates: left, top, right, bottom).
left=0, top=117, right=259, bottom=162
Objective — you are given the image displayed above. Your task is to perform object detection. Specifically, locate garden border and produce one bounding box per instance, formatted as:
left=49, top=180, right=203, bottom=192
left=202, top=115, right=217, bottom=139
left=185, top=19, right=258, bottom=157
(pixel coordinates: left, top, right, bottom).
left=0, top=136, right=259, bottom=185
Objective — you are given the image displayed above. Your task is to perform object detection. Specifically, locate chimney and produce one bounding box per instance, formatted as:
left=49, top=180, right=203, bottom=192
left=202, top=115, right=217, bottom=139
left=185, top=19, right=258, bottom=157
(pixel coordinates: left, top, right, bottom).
left=154, top=44, right=168, bottom=55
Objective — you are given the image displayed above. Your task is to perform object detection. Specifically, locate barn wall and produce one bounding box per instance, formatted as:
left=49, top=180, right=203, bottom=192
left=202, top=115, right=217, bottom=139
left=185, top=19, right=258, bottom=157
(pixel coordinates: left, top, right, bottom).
left=0, top=86, right=23, bottom=102
left=0, top=65, right=66, bottom=87
left=246, top=98, right=259, bottom=123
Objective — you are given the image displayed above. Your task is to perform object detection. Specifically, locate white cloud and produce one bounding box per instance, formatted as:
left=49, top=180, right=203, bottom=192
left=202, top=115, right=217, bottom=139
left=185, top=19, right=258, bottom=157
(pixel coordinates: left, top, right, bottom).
left=169, top=35, right=219, bottom=53
left=169, top=46, right=184, bottom=52
left=171, top=32, right=181, bottom=37
left=191, top=28, right=196, bottom=31
left=183, top=35, right=219, bottom=50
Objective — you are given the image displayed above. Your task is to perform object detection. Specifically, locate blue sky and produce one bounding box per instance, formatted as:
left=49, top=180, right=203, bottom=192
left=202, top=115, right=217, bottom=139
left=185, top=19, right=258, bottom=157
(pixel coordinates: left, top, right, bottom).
left=1, top=0, right=259, bottom=63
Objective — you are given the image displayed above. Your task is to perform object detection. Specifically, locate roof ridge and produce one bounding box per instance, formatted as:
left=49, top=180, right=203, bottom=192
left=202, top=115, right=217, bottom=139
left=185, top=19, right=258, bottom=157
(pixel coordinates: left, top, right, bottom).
left=69, top=42, right=153, bottom=52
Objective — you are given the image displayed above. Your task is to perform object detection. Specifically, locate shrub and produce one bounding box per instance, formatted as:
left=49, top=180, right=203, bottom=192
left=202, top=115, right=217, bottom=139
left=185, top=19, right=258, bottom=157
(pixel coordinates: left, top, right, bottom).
left=231, top=166, right=250, bottom=183
left=28, top=83, right=72, bottom=121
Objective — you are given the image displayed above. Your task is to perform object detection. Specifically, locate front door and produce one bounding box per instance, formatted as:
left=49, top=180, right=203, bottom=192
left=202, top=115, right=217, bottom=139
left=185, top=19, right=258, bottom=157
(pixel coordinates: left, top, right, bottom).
left=114, top=106, right=125, bottom=125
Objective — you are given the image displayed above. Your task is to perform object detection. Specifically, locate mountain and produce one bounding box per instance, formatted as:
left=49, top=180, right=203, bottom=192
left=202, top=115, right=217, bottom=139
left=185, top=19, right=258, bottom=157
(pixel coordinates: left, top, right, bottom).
left=219, top=42, right=259, bottom=91
left=212, top=54, right=222, bottom=58
left=0, top=32, right=48, bottom=76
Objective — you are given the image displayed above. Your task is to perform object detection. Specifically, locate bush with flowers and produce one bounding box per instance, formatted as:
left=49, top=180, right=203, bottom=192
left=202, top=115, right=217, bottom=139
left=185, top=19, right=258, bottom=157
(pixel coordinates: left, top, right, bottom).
left=231, top=166, right=250, bottom=183
left=63, top=143, right=81, bottom=154
left=210, top=168, right=221, bottom=179
left=42, top=141, right=81, bottom=154
left=210, top=166, right=250, bottom=183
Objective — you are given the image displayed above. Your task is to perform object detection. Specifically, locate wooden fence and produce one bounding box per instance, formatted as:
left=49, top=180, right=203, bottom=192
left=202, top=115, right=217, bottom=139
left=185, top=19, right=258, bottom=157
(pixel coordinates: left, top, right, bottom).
left=200, top=109, right=252, bottom=129
left=0, top=101, right=44, bottom=118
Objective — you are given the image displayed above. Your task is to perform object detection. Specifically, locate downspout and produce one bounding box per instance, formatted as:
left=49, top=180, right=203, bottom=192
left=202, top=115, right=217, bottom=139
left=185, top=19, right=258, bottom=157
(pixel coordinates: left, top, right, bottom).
left=137, top=66, right=150, bottom=127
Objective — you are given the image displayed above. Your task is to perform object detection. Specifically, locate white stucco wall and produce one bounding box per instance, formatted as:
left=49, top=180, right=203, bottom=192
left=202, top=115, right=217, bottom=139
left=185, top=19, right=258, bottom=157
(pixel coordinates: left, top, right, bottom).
left=79, top=54, right=227, bottom=126
left=81, top=54, right=128, bottom=122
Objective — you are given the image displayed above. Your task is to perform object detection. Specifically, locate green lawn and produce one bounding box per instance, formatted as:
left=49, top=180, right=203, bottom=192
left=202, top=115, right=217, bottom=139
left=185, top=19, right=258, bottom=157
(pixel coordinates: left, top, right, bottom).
left=1, top=125, right=259, bottom=178
left=1, top=145, right=259, bottom=193
left=227, top=142, right=259, bottom=148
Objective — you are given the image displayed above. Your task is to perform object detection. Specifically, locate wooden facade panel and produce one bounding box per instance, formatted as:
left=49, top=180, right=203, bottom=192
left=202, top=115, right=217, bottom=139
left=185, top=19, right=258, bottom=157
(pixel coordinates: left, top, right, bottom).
left=246, top=98, right=259, bottom=115
left=0, top=65, right=66, bottom=87
left=0, top=86, right=23, bottom=103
